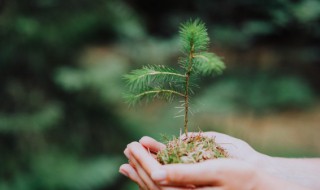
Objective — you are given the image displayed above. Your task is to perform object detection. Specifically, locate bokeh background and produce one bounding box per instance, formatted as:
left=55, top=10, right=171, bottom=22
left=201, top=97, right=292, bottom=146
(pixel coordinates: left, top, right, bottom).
left=1, top=0, right=320, bottom=189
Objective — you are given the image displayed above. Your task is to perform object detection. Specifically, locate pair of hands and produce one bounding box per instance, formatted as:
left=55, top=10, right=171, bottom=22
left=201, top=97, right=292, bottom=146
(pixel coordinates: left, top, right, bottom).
left=120, top=132, right=309, bottom=190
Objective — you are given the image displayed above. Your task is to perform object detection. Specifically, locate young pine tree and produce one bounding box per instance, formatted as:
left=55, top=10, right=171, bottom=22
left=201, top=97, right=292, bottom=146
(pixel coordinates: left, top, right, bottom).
left=125, top=19, right=225, bottom=134
left=124, top=19, right=228, bottom=164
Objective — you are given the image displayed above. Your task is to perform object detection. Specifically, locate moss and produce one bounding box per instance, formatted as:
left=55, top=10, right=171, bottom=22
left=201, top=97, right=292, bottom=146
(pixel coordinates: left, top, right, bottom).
left=157, top=133, right=228, bottom=164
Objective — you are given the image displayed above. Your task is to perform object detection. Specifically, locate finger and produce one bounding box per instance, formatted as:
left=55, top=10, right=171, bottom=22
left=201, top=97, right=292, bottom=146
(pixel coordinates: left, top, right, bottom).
left=161, top=185, right=197, bottom=190
left=130, top=155, right=160, bottom=190
left=124, top=148, right=130, bottom=159
left=139, top=136, right=166, bottom=153
left=119, top=164, right=148, bottom=190
left=125, top=148, right=157, bottom=169
left=195, top=187, right=222, bottom=190
left=151, top=160, right=227, bottom=186
left=127, top=142, right=162, bottom=189
left=162, top=187, right=222, bottom=190
left=127, top=142, right=162, bottom=175
left=161, top=186, right=196, bottom=190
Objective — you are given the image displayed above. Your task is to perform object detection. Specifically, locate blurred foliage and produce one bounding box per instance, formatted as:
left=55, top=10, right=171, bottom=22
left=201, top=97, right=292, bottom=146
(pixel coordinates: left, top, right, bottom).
left=55, top=56, right=127, bottom=103
left=0, top=104, right=62, bottom=133
left=196, top=74, right=315, bottom=115
left=0, top=0, right=319, bottom=189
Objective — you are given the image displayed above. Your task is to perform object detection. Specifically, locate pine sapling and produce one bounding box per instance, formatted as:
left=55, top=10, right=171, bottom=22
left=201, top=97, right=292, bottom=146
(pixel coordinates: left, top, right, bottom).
left=124, top=19, right=228, bottom=164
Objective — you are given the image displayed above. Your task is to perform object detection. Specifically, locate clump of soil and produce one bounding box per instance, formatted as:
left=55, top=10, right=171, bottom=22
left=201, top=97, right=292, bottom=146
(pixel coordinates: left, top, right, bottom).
left=157, top=133, right=228, bottom=164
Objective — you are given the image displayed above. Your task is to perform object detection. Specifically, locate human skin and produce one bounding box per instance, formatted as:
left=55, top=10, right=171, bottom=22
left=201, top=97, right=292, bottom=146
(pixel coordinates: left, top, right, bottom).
left=119, top=132, right=319, bottom=190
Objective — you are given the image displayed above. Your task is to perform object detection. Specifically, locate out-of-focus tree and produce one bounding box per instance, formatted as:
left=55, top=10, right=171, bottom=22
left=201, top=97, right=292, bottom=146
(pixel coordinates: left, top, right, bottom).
left=0, top=0, right=146, bottom=189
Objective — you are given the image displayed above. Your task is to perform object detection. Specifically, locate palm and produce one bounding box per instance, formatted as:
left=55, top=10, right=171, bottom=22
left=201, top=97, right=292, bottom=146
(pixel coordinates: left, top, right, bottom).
left=200, top=132, right=259, bottom=161
left=140, top=132, right=260, bottom=164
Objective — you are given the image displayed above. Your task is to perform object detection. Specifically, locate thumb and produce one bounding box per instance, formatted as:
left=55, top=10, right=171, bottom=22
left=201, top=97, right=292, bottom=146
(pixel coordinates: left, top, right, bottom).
left=151, top=160, right=223, bottom=186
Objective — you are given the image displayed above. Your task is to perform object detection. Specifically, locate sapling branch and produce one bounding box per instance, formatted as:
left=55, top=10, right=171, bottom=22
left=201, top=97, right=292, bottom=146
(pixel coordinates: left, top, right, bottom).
left=134, top=70, right=186, bottom=80
left=134, top=89, right=185, bottom=99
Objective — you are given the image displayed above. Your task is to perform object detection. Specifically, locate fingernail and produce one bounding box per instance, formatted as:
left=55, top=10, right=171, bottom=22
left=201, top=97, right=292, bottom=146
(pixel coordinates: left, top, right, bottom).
left=119, top=169, right=129, bottom=177
left=124, top=149, right=130, bottom=159
left=151, top=170, right=167, bottom=181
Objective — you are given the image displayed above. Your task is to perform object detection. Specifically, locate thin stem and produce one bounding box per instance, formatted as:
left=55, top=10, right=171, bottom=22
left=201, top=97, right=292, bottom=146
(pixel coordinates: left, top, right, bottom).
left=184, top=43, right=195, bottom=137
left=184, top=73, right=189, bottom=137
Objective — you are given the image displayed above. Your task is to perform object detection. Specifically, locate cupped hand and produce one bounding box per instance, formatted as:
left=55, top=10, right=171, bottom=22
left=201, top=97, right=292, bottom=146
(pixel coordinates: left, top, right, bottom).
left=120, top=140, right=308, bottom=190
left=120, top=132, right=265, bottom=190
left=120, top=132, right=310, bottom=190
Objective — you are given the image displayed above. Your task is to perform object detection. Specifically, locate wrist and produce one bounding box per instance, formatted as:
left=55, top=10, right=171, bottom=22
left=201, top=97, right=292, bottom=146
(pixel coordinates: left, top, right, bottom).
left=254, top=170, right=310, bottom=190
left=250, top=152, right=279, bottom=177
left=253, top=154, right=296, bottom=186
left=254, top=170, right=283, bottom=190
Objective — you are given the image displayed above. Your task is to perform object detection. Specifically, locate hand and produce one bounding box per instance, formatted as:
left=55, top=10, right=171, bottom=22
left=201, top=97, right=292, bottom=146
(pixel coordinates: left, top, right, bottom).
left=120, top=141, right=308, bottom=190
left=120, top=132, right=317, bottom=189
left=120, top=132, right=264, bottom=190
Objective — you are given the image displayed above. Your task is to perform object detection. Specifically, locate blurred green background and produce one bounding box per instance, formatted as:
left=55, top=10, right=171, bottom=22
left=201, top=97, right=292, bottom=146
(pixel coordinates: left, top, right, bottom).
left=0, top=0, right=320, bottom=189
